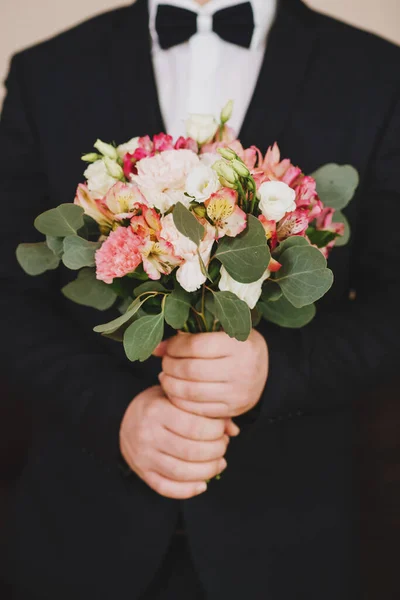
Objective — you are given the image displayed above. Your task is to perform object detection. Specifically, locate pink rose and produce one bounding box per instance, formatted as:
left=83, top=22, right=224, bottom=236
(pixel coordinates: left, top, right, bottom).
left=95, top=226, right=143, bottom=284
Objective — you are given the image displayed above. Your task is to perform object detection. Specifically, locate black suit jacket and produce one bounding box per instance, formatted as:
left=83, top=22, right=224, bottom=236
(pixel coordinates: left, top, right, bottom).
left=1, top=1, right=399, bottom=598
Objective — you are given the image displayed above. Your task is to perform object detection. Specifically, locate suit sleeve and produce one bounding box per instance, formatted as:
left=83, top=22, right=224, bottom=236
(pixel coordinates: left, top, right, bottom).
left=0, top=54, right=152, bottom=465
left=257, top=91, right=400, bottom=421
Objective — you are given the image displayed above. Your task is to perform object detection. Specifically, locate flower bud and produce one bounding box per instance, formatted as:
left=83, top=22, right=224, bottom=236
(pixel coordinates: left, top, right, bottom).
left=220, top=99, right=234, bottom=124
left=103, top=157, right=124, bottom=179
left=192, top=204, right=207, bottom=218
left=232, top=159, right=250, bottom=178
left=94, top=139, right=118, bottom=160
left=212, top=160, right=237, bottom=185
left=81, top=152, right=101, bottom=163
left=217, top=147, right=237, bottom=161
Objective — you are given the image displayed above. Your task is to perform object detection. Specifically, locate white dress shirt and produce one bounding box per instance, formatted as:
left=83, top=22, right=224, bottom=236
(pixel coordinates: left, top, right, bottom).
left=149, top=0, right=277, bottom=139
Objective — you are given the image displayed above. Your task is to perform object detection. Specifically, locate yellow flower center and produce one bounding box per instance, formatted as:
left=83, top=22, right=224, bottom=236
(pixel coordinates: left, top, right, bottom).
left=206, top=197, right=233, bottom=225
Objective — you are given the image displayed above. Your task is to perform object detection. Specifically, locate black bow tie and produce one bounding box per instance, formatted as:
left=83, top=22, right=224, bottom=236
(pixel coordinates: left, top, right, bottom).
left=155, top=2, right=255, bottom=50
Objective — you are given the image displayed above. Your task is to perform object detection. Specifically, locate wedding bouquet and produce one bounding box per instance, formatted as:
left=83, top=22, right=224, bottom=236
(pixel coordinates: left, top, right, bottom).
left=17, top=101, right=358, bottom=362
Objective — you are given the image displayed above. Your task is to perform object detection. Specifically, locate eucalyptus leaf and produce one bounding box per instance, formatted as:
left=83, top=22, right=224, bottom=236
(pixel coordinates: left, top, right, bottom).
left=94, top=294, right=156, bottom=334
left=311, top=163, right=359, bottom=210
left=210, top=291, right=251, bottom=341
left=164, top=286, right=192, bottom=329
left=34, top=204, right=85, bottom=237
left=274, top=245, right=333, bottom=308
left=46, top=236, right=64, bottom=258
left=273, top=235, right=309, bottom=259
left=134, top=281, right=167, bottom=297
left=62, top=236, right=101, bottom=270
left=62, top=268, right=117, bottom=310
left=261, top=283, right=283, bottom=302
left=332, top=210, right=351, bottom=247
left=215, top=215, right=270, bottom=284
left=173, top=202, right=205, bottom=247
left=258, top=295, right=316, bottom=328
left=78, top=215, right=100, bottom=239
left=123, top=312, right=165, bottom=362
left=16, top=242, right=60, bottom=276
left=306, top=228, right=339, bottom=249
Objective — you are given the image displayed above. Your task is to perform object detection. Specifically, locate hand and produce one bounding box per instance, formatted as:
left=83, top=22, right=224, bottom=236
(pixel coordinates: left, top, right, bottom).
left=119, top=386, right=239, bottom=499
left=157, top=330, right=269, bottom=419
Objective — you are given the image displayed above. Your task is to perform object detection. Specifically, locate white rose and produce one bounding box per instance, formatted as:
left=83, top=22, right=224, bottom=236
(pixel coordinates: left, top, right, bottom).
left=218, top=266, right=270, bottom=309
left=185, top=114, right=219, bottom=145
left=117, top=137, right=140, bottom=158
left=84, top=159, right=118, bottom=199
left=258, top=181, right=297, bottom=222
left=186, top=165, right=220, bottom=203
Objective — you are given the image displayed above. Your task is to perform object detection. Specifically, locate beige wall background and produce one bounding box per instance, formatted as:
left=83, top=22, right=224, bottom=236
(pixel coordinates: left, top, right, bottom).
left=1, top=0, right=399, bottom=107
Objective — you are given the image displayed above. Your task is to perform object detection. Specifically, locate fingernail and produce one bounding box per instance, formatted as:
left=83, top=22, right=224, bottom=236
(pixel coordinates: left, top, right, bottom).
left=197, top=482, right=207, bottom=494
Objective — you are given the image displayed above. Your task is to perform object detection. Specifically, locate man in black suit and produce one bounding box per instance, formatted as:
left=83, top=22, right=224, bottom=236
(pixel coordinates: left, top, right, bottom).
left=1, top=0, right=399, bottom=598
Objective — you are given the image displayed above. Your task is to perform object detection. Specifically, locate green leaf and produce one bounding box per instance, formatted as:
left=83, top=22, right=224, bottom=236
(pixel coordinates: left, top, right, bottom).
left=215, top=215, right=271, bottom=284
left=273, top=235, right=309, bottom=259
left=306, top=227, right=339, bottom=249
left=94, top=294, right=156, bottom=334
left=332, top=210, right=351, bottom=247
left=311, top=163, right=359, bottom=210
left=16, top=242, right=60, bottom=276
left=34, top=204, right=85, bottom=237
left=173, top=202, right=205, bottom=247
left=62, top=268, right=117, bottom=310
left=210, top=291, right=252, bottom=341
left=134, top=281, right=167, bottom=297
left=46, top=236, right=64, bottom=258
left=62, top=236, right=101, bottom=270
left=164, top=286, right=192, bottom=329
left=78, top=215, right=100, bottom=239
left=123, top=312, right=165, bottom=362
left=261, top=283, right=283, bottom=302
left=274, top=245, right=333, bottom=308
left=258, top=296, right=316, bottom=328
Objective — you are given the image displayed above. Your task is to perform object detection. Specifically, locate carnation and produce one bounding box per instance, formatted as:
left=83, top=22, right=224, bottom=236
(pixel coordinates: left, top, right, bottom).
left=95, top=226, right=143, bottom=284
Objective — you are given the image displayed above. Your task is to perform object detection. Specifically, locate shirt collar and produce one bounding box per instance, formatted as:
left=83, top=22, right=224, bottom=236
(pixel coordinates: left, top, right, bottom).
left=148, top=0, right=277, bottom=51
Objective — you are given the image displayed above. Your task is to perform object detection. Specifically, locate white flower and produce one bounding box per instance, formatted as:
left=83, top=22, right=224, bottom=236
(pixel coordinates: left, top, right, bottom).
left=117, top=137, right=140, bottom=158
left=186, top=165, right=220, bottom=203
left=186, top=114, right=219, bottom=145
left=258, top=181, right=297, bottom=222
left=200, top=153, right=221, bottom=167
left=220, top=99, right=234, bottom=124
left=93, top=139, right=118, bottom=160
left=104, top=157, right=124, bottom=179
left=160, top=214, right=215, bottom=292
left=218, top=266, right=270, bottom=309
left=84, top=159, right=118, bottom=199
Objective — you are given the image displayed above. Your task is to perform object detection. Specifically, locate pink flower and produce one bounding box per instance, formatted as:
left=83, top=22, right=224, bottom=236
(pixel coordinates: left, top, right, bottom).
left=95, top=226, right=143, bottom=284
left=261, top=142, right=301, bottom=185
left=294, top=175, right=323, bottom=222
left=276, top=209, right=309, bottom=241
left=258, top=215, right=277, bottom=249
left=131, top=206, right=161, bottom=239
left=205, top=188, right=247, bottom=239
left=268, top=258, right=282, bottom=272
left=174, top=136, right=199, bottom=153
left=139, top=238, right=181, bottom=280
left=314, top=207, right=345, bottom=257
left=104, top=181, right=146, bottom=220
left=74, top=183, right=113, bottom=234
left=153, top=133, right=174, bottom=153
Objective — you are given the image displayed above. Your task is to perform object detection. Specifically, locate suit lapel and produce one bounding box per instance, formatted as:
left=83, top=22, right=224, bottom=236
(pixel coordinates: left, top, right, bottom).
left=240, top=0, right=317, bottom=150
left=109, top=0, right=165, bottom=141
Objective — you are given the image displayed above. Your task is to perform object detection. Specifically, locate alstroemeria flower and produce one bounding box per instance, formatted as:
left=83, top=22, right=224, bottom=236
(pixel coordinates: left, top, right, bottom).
left=175, top=136, right=199, bottom=153
left=140, top=238, right=181, bottom=281
left=153, top=133, right=174, bottom=153
left=205, top=188, right=247, bottom=239
left=131, top=206, right=161, bottom=239
left=104, top=181, right=146, bottom=220
left=276, top=209, right=309, bottom=241
left=294, top=175, right=323, bottom=221
left=218, top=266, right=270, bottom=309
left=258, top=215, right=277, bottom=249
left=74, top=183, right=113, bottom=234
left=186, top=165, right=221, bottom=203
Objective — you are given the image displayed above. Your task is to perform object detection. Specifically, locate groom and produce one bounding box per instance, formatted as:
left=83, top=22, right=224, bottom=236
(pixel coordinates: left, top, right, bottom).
left=1, top=0, right=399, bottom=598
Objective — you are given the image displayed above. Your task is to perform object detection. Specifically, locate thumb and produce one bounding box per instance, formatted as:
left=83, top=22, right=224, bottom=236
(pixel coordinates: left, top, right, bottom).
left=152, top=340, right=169, bottom=357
